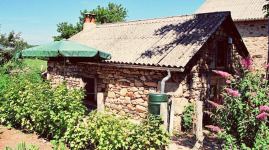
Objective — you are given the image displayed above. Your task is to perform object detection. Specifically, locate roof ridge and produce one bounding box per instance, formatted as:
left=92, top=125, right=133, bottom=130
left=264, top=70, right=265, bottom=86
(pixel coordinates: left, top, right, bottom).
left=196, top=0, right=267, bottom=21
left=96, top=11, right=231, bottom=28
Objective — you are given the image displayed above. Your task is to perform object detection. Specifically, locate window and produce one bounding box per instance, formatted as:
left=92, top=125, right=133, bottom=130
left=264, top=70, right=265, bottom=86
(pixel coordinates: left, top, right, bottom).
left=216, top=41, right=228, bottom=68
left=82, top=77, right=97, bottom=110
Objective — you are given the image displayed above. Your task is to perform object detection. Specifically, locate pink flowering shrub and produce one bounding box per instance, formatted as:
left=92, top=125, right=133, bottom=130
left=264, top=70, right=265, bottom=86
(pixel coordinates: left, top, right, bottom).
left=207, top=100, right=223, bottom=109
left=256, top=112, right=268, bottom=121
left=224, top=88, right=241, bottom=97
left=240, top=56, right=253, bottom=70
left=209, top=69, right=269, bottom=148
left=225, top=80, right=231, bottom=84
left=205, top=125, right=222, bottom=133
left=260, top=105, right=269, bottom=112
left=212, top=70, right=231, bottom=79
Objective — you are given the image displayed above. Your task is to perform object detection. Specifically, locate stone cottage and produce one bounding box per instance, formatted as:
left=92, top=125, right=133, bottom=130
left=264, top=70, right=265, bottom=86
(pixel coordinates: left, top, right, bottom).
left=197, top=0, right=268, bottom=72
left=47, top=12, right=249, bottom=131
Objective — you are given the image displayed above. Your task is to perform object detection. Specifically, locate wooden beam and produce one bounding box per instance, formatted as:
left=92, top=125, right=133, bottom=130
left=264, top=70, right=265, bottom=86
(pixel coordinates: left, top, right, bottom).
left=160, top=103, right=168, bottom=131
left=195, top=100, right=204, bottom=142
left=78, top=62, right=184, bottom=72
left=168, top=100, right=174, bottom=135
left=192, top=100, right=204, bottom=150
left=97, top=92, right=105, bottom=112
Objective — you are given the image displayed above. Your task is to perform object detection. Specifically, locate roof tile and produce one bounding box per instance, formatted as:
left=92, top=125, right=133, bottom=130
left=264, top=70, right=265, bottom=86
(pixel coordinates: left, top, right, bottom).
left=196, top=0, right=267, bottom=21
left=70, top=12, right=230, bottom=69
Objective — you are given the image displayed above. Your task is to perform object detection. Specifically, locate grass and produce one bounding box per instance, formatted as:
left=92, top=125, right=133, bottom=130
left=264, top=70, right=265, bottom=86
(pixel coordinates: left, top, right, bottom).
left=22, top=59, right=47, bottom=72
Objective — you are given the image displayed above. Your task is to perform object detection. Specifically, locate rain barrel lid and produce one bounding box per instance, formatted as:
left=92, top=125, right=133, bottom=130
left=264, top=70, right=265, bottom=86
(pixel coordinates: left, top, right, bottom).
left=148, top=93, right=168, bottom=103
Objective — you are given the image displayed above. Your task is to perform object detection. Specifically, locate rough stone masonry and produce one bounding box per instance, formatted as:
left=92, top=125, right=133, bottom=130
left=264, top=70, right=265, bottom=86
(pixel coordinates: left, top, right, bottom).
left=47, top=59, right=210, bottom=132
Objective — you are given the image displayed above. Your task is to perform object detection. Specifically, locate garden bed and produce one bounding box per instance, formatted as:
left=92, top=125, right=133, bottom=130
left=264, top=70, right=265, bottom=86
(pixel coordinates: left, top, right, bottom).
left=0, top=125, right=53, bottom=150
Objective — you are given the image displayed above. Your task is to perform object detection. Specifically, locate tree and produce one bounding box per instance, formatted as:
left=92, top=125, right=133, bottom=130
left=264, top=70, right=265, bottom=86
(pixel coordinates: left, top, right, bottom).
left=0, top=31, right=29, bottom=64
left=82, top=3, right=127, bottom=24
left=263, top=0, right=269, bottom=17
left=0, top=31, right=28, bottom=50
left=53, top=22, right=81, bottom=41
left=54, top=2, right=127, bottom=41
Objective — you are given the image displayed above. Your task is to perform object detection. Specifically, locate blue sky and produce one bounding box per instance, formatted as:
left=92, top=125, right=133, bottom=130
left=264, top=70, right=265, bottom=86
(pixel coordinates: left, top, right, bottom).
left=0, top=0, right=204, bottom=45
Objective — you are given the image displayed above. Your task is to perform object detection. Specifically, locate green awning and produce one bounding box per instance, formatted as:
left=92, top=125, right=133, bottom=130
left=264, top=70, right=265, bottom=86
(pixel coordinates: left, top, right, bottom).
left=21, top=40, right=111, bottom=60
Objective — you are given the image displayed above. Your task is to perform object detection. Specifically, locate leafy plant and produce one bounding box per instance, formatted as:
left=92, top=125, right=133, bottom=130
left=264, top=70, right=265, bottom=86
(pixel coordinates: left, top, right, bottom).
left=0, top=31, right=29, bottom=65
left=0, top=63, right=86, bottom=140
left=263, top=0, right=269, bottom=17
left=4, top=142, right=39, bottom=150
left=64, top=113, right=170, bottom=150
left=213, top=72, right=269, bottom=148
left=253, top=122, right=269, bottom=149
left=207, top=58, right=269, bottom=149
left=51, top=141, right=68, bottom=150
left=218, top=132, right=238, bottom=150
left=129, top=115, right=170, bottom=150
left=181, top=104, right=194, bottom=132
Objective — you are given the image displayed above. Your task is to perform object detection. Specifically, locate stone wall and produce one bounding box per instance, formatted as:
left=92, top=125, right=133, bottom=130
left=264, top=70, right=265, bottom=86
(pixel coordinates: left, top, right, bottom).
left=235, top=20, right=268, bottom=71
left=47, top=62, right=187, bottom=120
left=47, top=60, right=208, bottom=131
left=171, top=68, right=209, bottom=131
left=170, top=25, right=236, bottom=131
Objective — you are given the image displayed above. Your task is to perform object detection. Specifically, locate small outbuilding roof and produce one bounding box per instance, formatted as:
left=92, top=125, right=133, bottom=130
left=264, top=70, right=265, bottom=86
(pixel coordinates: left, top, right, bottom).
left=70, top=12, right=247, bottom=70
left=196, top=0, right=267, bottom=21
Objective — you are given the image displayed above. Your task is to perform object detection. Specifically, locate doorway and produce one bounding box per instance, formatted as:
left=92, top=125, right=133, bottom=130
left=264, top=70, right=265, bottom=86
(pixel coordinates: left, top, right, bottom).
left=82, top=77, right=97, bottom=110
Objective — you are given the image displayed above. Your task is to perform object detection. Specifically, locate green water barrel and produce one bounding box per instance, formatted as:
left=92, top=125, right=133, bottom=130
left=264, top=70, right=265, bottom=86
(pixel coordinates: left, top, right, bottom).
left=148, top=93, right=168, bottom=115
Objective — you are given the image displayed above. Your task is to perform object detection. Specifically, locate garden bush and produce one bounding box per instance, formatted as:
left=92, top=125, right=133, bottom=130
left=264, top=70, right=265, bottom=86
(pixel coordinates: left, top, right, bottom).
left=64, top=113, right=170, bottom=150
left=207, top=58, right=269, bottom=149
left=0, top=65, right=86, bottom=140
left=0, top=60, right=170, bottom=150
left=181, top=104, right=194, bottom=132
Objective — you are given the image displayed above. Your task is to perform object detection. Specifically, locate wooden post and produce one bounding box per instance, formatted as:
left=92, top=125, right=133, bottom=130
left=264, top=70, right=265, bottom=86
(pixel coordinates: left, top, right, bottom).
left=193, top=100, right=204, bottom=149
left=97, top=92, right=104, bottom=112
left=160, top=103, right=168, bottom=131
left=168, top=100, right=174, bottom=135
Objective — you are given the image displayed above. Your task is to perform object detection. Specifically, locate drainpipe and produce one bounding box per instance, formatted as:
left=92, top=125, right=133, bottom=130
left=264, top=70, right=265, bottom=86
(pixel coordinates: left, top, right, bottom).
left=161, top=70, right=171, bottom=94
left=266, top=16, right=269, bottom=80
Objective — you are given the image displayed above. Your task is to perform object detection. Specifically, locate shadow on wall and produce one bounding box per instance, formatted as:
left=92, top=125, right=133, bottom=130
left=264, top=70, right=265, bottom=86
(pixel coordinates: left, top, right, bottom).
left=139, top=13, right=226, bottom=59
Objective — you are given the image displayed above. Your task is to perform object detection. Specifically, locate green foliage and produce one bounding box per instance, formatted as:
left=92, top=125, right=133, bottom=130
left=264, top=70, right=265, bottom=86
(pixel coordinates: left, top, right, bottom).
left=212, top=70, right=269, bottom=148
left=81, top=2, right=127, bottom=24
left=218, top=132, right=239, bottom=150
left=22, top=59, right=47, bottom=73
left=4, top=142, right=39, bottom=150
left=54, top=2, right=127, bottom=41
left=263, top=0, right=269, bottom=17
left=0, top=50, right=13, bottom=65
left=181, top=104, right=194, bottom=132
left=129, top=115, right=170, bottom=150
left=0, top=31, right=29, bottom=50
left=0, top=64, right=86, bottom=140
left=253, top=123, right=269, bottom=149
left=51, top=141, right=68, bottom=150
left=0, top=31, right=29, bottom=64
left=218, top=123, right=269, bottom=150
left=64, top=113, right=170, bottom=150
left=53, top=22, right=81, bottom=41
left=0, top=61, right=169, bottom=150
